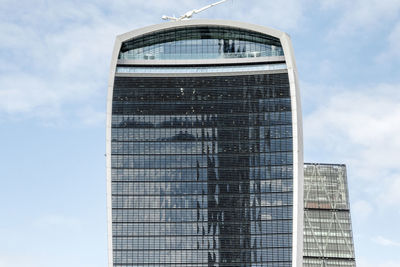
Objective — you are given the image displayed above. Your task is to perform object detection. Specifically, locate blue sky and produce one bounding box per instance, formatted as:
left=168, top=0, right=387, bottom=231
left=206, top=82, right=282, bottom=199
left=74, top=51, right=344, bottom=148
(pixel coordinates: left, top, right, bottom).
left=1, top=0, right=400, bottom=266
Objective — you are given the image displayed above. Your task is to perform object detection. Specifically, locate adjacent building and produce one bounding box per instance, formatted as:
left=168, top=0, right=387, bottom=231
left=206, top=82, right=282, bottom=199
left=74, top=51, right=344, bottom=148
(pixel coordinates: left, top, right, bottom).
left=106, top=20, right=304, bottom=267
left=303, top=163, right=356, bottom=267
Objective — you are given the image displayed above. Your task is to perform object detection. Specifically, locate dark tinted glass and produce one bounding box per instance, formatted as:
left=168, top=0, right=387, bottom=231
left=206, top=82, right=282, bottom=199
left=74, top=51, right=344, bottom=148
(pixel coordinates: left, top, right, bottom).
left=119, top=26, right=284, bottom=60
left=111, top=73, right=294, bottom=266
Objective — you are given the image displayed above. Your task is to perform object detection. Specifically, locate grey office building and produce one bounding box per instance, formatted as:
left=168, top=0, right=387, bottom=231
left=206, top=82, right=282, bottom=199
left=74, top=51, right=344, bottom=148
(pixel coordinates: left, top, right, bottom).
left=106, top=20, right=304, bottom=266
left=303, top=163, right=356, bottom=267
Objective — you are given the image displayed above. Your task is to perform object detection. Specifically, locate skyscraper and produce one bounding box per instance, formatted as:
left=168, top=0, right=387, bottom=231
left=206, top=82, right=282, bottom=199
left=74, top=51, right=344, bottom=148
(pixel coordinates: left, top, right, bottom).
left=303, top=163, right=356, bottom=267
left=106, top=20, right=303, bottom=266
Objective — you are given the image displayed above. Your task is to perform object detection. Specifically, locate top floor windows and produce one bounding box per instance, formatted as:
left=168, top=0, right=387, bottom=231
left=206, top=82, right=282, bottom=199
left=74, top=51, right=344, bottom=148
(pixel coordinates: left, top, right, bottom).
left=119, top=26, right=284, bottom=60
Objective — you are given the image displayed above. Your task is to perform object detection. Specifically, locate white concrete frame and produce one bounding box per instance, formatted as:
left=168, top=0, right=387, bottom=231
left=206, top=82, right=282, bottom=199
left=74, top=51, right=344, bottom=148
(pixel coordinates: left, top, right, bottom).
left=106, top=19, right=304, bottom=267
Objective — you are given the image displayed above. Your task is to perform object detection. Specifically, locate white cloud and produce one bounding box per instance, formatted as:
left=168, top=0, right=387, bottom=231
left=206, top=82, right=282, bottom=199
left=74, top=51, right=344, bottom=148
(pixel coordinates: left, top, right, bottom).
left=0, top=74, right=59, bottom=115
left=0, top=0, right=307, bottom=125
left=304, top=83, right=400, bottom=208
left=77, top=106, right=106, bottom=126
left=0, top=1, right=123, bottom=124
left=377, top=21, right=400, bottom=62
left=319, top=0, right=400, bottom=37
left=226, top=0, right=304, bottom=31
left=111, top=0, right=305, bottom=31
left=378, top=174, right=400, bottom=205
left=373, top=235, right=400, bottom=247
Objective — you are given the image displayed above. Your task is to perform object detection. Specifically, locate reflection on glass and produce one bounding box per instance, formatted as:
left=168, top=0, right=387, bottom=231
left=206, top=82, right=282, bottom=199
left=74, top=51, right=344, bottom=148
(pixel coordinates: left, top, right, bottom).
left=118, top=26, right=284, bottom=60
left=116, top=64, right=287, bottom=74
left=111, top=72, right=294, bottom=266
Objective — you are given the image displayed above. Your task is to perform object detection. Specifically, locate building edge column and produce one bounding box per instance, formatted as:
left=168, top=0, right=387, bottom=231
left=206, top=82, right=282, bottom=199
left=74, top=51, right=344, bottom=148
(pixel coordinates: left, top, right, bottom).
left=280, top=32, right=304, bottom=267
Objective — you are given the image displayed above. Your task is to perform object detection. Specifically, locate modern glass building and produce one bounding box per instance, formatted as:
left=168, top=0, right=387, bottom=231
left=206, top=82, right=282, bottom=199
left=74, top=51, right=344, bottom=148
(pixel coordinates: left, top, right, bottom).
left=303, top=163, right=356, bottom=267
left=106, top=20, right=304, bottom=267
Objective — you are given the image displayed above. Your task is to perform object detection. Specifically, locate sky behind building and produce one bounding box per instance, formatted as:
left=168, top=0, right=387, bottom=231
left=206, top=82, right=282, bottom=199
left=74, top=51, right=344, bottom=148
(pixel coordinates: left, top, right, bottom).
left=1, top=0, right=400, bottom=267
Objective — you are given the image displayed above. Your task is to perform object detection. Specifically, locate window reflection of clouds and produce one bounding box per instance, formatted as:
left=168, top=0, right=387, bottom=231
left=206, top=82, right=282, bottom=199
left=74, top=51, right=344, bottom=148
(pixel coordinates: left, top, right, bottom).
left=111, top=73, right=294, bottom=265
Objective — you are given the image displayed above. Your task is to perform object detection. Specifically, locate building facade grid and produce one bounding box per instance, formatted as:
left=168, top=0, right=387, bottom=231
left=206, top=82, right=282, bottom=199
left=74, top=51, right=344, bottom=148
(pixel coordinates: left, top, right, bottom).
left=106, top=20, right=304, bottom=267
left=303, top=163, right=356, bottom=267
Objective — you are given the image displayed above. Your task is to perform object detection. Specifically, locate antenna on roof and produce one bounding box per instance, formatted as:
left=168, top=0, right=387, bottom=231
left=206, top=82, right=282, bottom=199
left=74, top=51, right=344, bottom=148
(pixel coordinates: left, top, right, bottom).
left=162, top=0, right=227, bottom=21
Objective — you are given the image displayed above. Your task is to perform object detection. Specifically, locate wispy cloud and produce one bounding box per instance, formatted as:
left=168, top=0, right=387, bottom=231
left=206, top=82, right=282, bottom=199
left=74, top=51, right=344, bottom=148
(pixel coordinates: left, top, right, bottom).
left=304, top=82, right=400, bottom=210
left=0, top=0, right=122, bottom=125
left=319, top=0, right=400, bottom=37
left=224, top=0, right=305, bottom=31
left=373, top=235, right=400, bottom=247
left=77, top=106, right=106, bottom=126
left=377, top=21, right=400, bottom=63
left=0, top=0, right=307, bottom=126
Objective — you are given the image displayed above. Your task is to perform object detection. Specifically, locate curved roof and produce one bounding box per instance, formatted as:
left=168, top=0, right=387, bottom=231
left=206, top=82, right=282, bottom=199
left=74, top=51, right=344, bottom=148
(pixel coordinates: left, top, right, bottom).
left=117, top=20, right=287, bottom=61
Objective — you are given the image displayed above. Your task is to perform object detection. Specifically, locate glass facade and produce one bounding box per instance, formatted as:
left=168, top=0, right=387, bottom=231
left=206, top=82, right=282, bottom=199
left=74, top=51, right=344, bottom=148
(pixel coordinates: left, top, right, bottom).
left=119, top=26, right=284, bottom=60
left=116, top=64, right=287, bottom=74
left=303, top=164, right=356, bottom=267
left=109, top=24, right=300, bottom=267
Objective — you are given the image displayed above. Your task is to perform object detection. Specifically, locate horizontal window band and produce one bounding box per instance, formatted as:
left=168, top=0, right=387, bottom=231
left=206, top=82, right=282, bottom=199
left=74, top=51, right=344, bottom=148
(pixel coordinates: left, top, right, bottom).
left=112, top=221, right=292, bottom=224
left=115, top=69, right=288, bottom=78
left=110, top=137, right=293, bottom=142
left=112, top=88, right=290, bottom=95
left=111, top=166, right=293, bottom=170
left=110, top=150, right=293, bottom=156
left=111, top=206, right=293, bottom=210
left=113, top=247, right=293, bottom=252
left=113, top=263, right=292, bottom=266
left=304, top=208, right=351, bottom=212
left=112, top=111, right=293, bottom=117
left=113, top=261, right=292, bottom=266
left=111, top=165, right=293, bottom=170
left=111, top=125, right=293, bottom=130
left=112, top=180, right=293, bottom=184
left=112, top=218, right=292, bottom=224
left=113, top=232, right=293, bottom=237
left=111, top=100, right=292, bottom=106
left=303, top=256, right=356, bottom=260
left=117, top=57, right=285, bottom=66
left=116, top=64, right=287, bottom=74
left=111, top=192, right=294, bottom=196
left=112, top=180, right=293, bottom=183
